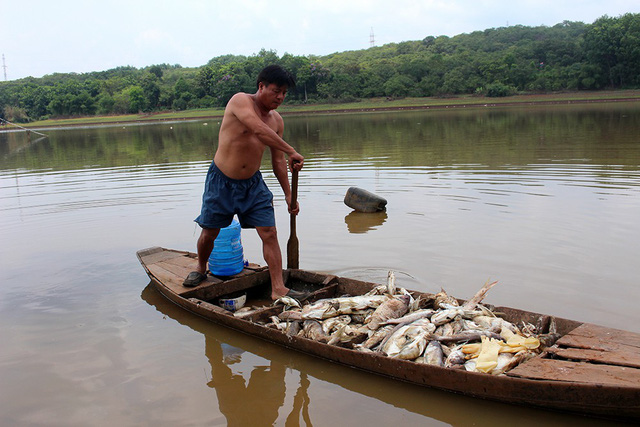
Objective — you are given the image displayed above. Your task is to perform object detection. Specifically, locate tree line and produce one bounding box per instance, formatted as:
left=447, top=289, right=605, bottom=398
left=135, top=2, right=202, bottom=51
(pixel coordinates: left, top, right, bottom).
left=1, top=13, right=638, bottom=123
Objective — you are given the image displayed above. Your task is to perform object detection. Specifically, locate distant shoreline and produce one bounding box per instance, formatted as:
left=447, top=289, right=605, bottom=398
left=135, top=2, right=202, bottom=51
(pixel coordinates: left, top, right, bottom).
left=4, top=90, right=640, bottom=132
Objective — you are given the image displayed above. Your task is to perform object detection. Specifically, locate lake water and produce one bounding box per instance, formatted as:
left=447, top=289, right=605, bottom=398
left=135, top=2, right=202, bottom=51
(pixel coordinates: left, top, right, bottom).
left=1, top=103, right=639, bottom=426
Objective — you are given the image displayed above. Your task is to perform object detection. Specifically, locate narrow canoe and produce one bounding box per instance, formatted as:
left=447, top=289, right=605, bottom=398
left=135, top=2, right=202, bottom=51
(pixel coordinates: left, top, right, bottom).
left=137, top=246, right=640, bottom=422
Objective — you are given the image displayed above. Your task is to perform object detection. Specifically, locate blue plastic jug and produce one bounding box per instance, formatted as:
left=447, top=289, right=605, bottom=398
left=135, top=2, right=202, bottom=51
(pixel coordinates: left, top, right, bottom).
left=208, top=219, right=245, bottom=276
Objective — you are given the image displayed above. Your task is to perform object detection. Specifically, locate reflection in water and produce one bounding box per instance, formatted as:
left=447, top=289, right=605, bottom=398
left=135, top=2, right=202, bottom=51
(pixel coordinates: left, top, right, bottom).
left=141, top=285, right=313, bottom=426
left=206, top=339, right=312, bottom=426
left=344, top=210, right=388, bottom=233
left=206, top=338, right=286, bottom=426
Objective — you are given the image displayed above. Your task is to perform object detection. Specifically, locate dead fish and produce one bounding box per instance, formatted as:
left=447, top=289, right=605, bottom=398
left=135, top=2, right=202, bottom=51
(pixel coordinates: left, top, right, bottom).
left=279, top=310, right=303, bottom=321
left=434, top=321, right=454, bottom=337
left=327, top=324, right=367, bottom=346
left=364, top=294, right=410, bottom=331
left=285, top=320, right=301, bottom=337
left=233, top=306, right=258, bottom=319
left=430, top=306, right=465, bottom=326
left=273, top=296, right=301, bottom=309
left=384, top=308, right=434, bottom=325
left=424, top=340, right=445, bottom=367
left=434, top=288, right=459, bottom=309
left=302, top=295, right=389, bottom=319
left=491, top=350, right=535, bottom=375
left=364, top=285, right=388, bottom=296
left=537, top=332, right=562, bottom=348
left=302, top=320, right=328, bottom=342
left=444, top=345, right=466, bottom=368
left=408, top=295, right=423, bottom=312
left=381, top=318, right=434, bottom=359
left=358, top=324, right=395, bottom=350
left=321, top=315, right=352, bottom=335
left=434, top=330, right=503, bottom=344
left=461, top=279, right=499, bottom=310
left=472, top=315, right=517, bottom=334
left=387, top=270, right=397, bottom=295
left=268, top=315, right=286, bottom=331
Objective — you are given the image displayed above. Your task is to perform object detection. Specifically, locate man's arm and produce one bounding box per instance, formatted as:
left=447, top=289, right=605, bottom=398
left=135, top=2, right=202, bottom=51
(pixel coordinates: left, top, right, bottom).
left=271, top=147, right=298, bottom=214
left=229, top=94, right=304, bottom=170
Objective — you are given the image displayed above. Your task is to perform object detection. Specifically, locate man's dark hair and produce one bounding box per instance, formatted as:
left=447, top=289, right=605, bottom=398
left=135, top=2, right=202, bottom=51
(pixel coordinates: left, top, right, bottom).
left=257, top=65, right=296, bottom=89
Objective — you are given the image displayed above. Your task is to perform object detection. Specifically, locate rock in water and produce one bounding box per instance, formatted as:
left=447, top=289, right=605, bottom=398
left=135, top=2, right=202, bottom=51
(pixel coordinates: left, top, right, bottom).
left=344, top=187, right=387, bottom=212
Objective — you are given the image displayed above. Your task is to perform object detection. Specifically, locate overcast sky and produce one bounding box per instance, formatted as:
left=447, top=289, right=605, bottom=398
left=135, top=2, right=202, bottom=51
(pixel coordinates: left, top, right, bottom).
left=2, top=0, right=639, bottom=81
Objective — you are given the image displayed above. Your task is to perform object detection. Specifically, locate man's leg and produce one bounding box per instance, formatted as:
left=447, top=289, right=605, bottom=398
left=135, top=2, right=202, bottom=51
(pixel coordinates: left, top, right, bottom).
left=197, top=227, right=220, bottom=274
left=256, top=226, right=289, bottom=299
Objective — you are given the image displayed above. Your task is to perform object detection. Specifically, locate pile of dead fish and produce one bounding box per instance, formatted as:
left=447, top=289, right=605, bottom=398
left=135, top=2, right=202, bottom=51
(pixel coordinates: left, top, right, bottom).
left=266, top=272, right=558, bottom=375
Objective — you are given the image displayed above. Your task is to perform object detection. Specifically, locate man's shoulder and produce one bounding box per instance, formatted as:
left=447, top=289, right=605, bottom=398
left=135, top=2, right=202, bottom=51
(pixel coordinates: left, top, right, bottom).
left=226, top=92, right=255, bottom=112
left=228, top=92, right=252, bottom=104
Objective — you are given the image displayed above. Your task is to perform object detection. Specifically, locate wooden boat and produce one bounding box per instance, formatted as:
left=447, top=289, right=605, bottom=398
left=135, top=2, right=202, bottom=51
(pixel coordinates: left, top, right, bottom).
left=137, top=246, right=640, bottom=422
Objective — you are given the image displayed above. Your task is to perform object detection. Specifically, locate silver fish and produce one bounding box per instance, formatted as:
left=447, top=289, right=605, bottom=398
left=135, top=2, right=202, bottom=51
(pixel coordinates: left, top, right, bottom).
left=384, top=308, right=434, bottom=325
left=327, top=324, right=367, bottom=346
left=358, top=324, right=395, bottom=350
left=430, top=306, right=465, bottom=326
left=302, top=295, right=389, bottom=319
left=321, top=314, right=352, bottom=335
left=424, top=340, right=445, bottom=367
left=364, top=294, right=410, bottom=331
left=444, top=345, right=466, bottom=368
left=381, top=318, right=434, bottom=359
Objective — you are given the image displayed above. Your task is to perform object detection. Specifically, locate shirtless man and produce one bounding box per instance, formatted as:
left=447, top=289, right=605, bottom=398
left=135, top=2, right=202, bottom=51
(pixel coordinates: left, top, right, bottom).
left=183, top=65, right=305, bottom=300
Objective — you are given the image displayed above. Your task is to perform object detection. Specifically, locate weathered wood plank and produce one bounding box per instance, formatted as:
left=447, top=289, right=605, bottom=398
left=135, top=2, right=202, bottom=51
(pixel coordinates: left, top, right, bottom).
left=141, top=249, right=185, bottom=266
left=546, top=346, right=640, bottom=369
left=147, top=263, right=220, bottom=294
left=182, top=270, right=271, bottom=300
left=506, top=357, right=640, bottom=387
left=157, top=260, right=194, bottom=281
left=162, top=254, right=198, bottom=269
left=560, top=323, right=640, bottom=349
left=137, top=247, right=163, bottom=258
left=147, top=263, right=183, bottom=294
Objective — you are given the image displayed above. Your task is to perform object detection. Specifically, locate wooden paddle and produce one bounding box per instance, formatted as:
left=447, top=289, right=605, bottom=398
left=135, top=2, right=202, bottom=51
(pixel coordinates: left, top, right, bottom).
left=287, top=167, right=299, bottom=269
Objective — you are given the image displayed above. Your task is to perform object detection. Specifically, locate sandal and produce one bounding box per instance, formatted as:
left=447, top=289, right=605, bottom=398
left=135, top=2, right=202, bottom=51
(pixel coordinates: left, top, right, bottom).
left=183, top=271, right=207, bottom=287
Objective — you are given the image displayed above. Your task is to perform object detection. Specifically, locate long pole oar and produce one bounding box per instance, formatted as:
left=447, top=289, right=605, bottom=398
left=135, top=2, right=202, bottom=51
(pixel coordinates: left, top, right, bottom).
left=287, top=168, right=299, bottom=269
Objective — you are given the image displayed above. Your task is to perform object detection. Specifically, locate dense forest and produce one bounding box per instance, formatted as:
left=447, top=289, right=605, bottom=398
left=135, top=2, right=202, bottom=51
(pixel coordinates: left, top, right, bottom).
left=1, top=13, right=639, bottom=123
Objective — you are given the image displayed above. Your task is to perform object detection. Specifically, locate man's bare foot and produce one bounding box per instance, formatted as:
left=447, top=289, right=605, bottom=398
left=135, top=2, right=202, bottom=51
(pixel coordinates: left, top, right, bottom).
left=271, top=288, right=309, bottom=301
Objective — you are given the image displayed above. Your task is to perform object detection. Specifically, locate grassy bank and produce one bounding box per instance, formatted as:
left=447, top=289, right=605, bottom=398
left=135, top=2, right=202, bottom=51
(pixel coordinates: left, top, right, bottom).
left=11, top=89, right=640, bottom=130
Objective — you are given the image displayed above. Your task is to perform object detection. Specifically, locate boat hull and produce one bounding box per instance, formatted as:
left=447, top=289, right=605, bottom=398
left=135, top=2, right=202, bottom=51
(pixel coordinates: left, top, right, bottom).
left=137, top=247, right=640, bottom=422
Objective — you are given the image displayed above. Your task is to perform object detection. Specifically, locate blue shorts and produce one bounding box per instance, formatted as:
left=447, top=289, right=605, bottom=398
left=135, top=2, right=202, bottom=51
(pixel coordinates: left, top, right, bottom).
left=195, top=161, right=275, bottom=229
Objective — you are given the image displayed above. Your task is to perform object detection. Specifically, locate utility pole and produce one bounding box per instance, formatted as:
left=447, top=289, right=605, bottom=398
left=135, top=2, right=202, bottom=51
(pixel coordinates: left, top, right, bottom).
left=370, top=28, right=375, bottom=48
left=2, top=54, right=7, bottom=81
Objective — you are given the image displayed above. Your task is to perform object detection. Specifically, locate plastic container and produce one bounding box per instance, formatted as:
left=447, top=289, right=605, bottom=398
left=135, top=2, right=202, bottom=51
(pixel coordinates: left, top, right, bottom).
left=219, top=293, right=247, bottom=312
left=344, top=187, right=387, bottom=212
left=209, top=219, right=245, bottom=276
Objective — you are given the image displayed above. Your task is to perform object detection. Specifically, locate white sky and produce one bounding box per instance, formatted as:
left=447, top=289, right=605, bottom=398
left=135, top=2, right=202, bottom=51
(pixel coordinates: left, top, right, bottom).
left=2, top=0, right=639, bottom=81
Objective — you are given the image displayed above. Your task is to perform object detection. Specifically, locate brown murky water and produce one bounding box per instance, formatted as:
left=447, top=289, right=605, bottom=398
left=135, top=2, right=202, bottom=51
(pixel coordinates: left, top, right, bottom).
left=1, top=103, right=639, bottom=425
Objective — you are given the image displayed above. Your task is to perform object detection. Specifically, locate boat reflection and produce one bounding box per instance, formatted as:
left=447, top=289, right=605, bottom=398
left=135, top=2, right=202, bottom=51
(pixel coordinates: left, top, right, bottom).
left=344, top=210, right=387, bottom=234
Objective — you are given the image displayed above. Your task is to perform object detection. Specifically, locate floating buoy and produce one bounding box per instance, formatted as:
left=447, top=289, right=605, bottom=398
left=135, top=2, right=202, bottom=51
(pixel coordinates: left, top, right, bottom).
left=344, top=187, right=387, bottom=213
